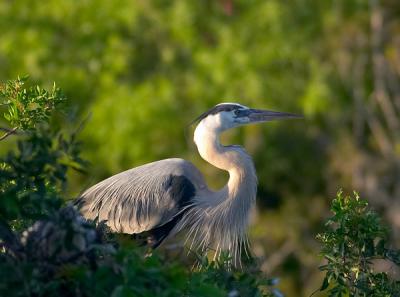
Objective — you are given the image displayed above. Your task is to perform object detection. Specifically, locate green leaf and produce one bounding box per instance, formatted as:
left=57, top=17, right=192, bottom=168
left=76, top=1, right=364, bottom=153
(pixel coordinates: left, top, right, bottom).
left=320, top=276, right=329, bottom=291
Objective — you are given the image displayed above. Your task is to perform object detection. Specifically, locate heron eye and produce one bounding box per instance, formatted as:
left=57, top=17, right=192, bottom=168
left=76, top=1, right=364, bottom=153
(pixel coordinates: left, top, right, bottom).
left=234, top=109, right=247, bottom=117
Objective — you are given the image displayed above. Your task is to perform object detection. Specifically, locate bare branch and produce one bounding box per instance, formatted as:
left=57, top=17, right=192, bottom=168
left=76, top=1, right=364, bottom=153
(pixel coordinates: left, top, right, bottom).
left=0, top=127, right=15, bottom=132
left=370, top=0, right=400, bottom=133
left=0, top=127, right=18, bottom=141
left=385, top=61, right=400, bottom=114
left=261, top=240, right=295, bottom=274
left=365, top=102, right=393, bottom=157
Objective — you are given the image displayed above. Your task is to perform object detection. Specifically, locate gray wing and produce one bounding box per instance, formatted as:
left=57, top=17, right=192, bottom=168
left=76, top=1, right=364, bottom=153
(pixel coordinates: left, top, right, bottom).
left=76, top=158, right=205, bottom=234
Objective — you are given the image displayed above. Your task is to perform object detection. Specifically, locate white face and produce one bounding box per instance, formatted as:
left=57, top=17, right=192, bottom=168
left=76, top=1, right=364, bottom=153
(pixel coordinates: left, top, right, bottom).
left=194, top=102, right=301, bottom=147
left=202, top=104, right=251, bottom=132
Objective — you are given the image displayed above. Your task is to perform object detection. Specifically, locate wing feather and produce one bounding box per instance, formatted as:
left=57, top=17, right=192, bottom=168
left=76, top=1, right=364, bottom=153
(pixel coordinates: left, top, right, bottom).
left=77, top=158, right=201, bottom=234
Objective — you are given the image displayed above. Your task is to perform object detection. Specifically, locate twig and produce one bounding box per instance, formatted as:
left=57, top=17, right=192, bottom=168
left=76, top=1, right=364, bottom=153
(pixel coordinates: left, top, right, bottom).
left=0, top=127, right=18, bottom=141
left=0, top=127, right=16, bottom=132
left=262, top=240, right=295, bottom=274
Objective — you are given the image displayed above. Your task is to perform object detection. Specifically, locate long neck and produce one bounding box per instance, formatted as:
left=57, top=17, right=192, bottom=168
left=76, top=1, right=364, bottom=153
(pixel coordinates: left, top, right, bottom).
left=193, top=122, right=257, bottom=202
left=180, top=121, right=258, bottom=264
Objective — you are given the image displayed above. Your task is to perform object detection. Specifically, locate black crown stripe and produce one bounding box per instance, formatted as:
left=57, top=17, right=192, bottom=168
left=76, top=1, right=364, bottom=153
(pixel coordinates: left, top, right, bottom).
left=192, top=104, right=244, bottom=124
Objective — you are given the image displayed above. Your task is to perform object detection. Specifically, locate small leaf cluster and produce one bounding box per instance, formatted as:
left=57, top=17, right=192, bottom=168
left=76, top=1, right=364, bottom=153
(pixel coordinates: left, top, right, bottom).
left=316, top=191, right=400, bottom=296
left=0, top=76, right=66, bottom=132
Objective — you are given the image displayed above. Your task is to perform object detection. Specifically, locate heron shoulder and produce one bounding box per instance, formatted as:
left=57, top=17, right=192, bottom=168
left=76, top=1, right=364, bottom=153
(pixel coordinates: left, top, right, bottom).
left=138, top=158, right=206, bottom=189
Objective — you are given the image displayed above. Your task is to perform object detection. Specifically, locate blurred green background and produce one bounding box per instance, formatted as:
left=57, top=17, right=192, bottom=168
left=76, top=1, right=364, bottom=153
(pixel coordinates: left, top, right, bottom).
left=1, top=0, right=400, bottom=295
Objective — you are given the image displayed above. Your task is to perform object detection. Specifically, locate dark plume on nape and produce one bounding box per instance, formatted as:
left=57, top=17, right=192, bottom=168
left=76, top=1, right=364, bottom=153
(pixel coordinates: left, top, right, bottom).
left=190, top=103, right=244, bottom=126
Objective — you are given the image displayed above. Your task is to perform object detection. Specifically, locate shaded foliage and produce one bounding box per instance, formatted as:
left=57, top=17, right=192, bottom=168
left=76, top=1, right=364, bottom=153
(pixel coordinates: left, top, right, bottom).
left=316, top=191, right=400, bottom=296
left=1, top=208, right=278, bottom=297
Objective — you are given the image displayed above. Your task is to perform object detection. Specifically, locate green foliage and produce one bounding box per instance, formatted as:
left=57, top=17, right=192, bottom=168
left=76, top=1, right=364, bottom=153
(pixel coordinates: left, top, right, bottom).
left=0, top=78, right=277, bottom=297
left=316, top=191, right=400, bottom=296
left=0, top=76, right=66, bottom=132
left=0, top=78, right=85, bottom=230
left=0, top=129, right=86, bottom=227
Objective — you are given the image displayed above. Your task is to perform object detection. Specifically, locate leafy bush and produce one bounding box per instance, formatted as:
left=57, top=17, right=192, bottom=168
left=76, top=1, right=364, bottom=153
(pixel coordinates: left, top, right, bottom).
left=0, top=78, right=278, bottom=297
left=0, top=77, right=85, bottom=231
left=316, top=191, right=400, bottom=296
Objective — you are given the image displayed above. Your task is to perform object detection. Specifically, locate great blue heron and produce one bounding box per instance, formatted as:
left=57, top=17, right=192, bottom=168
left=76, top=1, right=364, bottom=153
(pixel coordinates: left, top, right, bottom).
left=76, top=103, right=300, bottom=263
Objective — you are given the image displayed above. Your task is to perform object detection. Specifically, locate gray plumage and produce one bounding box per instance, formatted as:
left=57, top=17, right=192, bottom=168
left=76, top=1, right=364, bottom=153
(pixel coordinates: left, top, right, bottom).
left=77, top=158, right=203, bottom=234
left=77, top=103, right=301, bottom=264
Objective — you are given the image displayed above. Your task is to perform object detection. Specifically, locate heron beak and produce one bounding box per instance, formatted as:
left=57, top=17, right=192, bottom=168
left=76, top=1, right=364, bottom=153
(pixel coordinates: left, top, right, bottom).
left=247, top=109, right=303, bottom=123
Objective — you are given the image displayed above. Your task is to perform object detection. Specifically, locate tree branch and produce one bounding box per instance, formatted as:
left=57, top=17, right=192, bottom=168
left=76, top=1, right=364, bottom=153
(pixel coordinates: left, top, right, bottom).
left=0, top=127, right=18, bottom=141
left=370, top=0, right=400, bottom=133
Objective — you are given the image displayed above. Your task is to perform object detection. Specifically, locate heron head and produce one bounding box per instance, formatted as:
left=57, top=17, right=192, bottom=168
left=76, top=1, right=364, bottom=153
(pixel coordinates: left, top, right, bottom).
left=194, top=102, right=302, bottom=132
